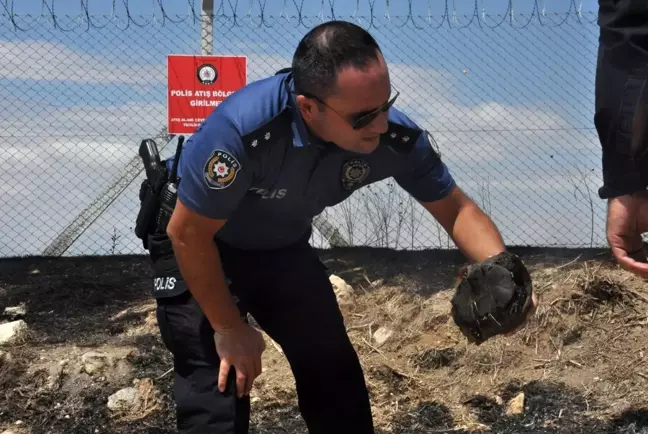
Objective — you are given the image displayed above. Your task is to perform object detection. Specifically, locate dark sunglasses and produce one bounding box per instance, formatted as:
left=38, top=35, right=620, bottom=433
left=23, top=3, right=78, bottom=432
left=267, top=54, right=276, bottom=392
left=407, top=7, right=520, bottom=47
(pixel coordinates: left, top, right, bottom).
left=297, top=90, right=400, bottom=130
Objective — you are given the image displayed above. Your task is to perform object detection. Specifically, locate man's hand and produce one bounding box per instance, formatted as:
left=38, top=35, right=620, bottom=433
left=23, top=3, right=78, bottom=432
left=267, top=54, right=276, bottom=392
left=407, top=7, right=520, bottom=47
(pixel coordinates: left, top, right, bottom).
left=606, top=191, right=648, bottom=278
left=215, top=322, right=267, bottom=398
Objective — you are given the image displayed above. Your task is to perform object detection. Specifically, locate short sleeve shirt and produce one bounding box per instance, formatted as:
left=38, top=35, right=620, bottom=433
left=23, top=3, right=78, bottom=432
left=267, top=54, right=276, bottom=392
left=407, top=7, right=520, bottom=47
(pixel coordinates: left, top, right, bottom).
left=174, top=70, right=457, bottom=250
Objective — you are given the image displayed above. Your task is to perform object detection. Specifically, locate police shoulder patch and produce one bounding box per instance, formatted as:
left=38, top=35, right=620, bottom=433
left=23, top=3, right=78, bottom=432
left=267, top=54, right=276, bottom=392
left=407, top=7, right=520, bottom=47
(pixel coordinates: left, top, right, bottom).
left=203, top=149, right=242, bottom=190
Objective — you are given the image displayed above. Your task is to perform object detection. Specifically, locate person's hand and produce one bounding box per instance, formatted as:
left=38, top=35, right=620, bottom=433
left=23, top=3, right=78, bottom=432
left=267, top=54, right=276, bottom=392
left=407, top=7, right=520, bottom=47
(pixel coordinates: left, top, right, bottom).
left=606, top=191, right=648, bottom=278
left=214, top=321, right=267, bottom=398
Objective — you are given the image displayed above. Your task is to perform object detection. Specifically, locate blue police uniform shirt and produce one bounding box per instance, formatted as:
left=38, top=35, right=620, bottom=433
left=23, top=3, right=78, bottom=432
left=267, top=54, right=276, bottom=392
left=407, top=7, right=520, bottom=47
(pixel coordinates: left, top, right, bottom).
left=170, top=70, right=456, bottom=250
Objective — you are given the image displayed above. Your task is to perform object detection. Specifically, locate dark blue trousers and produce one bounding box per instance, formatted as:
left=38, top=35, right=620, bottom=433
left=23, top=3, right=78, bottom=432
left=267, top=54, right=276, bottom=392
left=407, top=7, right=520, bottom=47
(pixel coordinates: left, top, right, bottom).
left=150, top=232, right=374, bottom=434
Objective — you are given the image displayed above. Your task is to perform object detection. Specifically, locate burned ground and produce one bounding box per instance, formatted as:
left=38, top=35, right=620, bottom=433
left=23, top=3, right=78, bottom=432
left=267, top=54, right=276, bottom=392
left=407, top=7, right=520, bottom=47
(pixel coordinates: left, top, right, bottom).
left=1, top=246, right=648, bottom=433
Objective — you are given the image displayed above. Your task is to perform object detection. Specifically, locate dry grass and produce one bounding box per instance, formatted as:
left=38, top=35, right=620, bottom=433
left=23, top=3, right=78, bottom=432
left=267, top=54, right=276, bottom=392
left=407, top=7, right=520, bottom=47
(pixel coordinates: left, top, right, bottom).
left=245, top=251, right=648, bottom=433
left=1, top=250, right=648, bottom=433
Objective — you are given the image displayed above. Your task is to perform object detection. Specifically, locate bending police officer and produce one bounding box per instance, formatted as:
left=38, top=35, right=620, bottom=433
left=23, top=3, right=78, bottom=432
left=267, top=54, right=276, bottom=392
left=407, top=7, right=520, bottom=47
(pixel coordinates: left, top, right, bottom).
left=137, top=20, right=532, bottom=434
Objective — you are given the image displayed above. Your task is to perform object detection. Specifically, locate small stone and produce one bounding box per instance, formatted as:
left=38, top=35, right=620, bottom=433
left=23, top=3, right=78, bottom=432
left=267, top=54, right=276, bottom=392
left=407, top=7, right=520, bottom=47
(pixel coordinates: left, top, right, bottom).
left=107, top=387, right=140, bottom=412
left=0, top=320, right=28, bottom=345
left=372, top=327, right=394, bottom=347
left=506, top=392, right=525, bottom=416
left=47, top=362, right=65, bottom=390
left=112, top=359, right=132, bottom=379
left=81, top=351, right=112, bottom=375
left=329, top=275, right=354, bottom=306
left=3, top=304, right=26, bottom=318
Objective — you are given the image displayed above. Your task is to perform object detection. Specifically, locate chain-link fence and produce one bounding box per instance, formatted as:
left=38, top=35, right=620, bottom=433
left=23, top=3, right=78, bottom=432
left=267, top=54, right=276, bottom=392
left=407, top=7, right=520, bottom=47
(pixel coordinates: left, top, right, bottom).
left=1, top=0, right=608, bottom=257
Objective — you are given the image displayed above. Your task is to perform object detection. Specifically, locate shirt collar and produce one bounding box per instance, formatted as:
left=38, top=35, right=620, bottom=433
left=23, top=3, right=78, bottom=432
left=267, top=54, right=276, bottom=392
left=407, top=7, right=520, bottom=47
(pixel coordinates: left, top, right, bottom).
left=287, top=79, right=309, bottom=148
left=284, top=74, right=332, bottom=149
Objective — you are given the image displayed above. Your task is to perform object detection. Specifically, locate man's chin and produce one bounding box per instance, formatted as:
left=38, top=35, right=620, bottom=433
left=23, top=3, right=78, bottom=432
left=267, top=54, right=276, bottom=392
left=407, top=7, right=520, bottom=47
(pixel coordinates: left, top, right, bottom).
left=354, top=137, right=380, bottom=153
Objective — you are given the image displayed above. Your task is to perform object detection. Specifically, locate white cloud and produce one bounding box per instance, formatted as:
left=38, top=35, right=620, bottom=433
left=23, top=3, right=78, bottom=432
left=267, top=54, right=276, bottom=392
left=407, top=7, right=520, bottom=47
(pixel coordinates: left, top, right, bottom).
left=0, top=40, right=166, bottom=86
left=389, top=62, right=567, bottom=136
left=0, top=99, right=167, bottom=138
left=0, top=133, right=157, bottom=256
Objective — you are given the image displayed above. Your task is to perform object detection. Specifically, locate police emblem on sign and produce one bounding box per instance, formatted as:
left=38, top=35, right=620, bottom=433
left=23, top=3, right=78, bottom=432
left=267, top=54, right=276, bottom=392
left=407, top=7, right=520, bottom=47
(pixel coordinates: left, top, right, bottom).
left=204, top=149, right=241, bottom=190
left=341, top=159, right=370, bottom=191
left=197, top=64, right=218, bottom=85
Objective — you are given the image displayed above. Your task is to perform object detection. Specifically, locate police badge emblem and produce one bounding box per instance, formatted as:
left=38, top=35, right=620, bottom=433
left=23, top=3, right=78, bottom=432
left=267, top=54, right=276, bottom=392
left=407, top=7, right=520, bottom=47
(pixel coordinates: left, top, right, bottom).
left=203, top=149, right=241, bottom=190
left=197, top=64, right=218, bottom=85
left=341, top=159, right=370, bottom=191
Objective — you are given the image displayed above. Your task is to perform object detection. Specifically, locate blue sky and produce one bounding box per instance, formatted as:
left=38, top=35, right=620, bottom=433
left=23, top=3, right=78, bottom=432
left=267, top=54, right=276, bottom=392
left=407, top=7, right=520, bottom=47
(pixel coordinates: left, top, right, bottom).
left=1, top=0, right=607, bottom=256
left=8, top=0, right=599, bottom=17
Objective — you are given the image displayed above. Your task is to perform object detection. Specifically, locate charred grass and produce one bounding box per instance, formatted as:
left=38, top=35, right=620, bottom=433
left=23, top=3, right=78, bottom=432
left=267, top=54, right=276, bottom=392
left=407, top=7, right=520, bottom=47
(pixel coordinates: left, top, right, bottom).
left=1, top=248, right=648, bottom=433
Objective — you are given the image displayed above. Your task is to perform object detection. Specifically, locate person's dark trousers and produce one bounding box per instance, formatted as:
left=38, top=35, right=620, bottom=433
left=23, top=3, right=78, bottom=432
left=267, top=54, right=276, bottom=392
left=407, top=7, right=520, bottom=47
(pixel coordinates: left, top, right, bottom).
left=148, top=231, right=375, bottom=434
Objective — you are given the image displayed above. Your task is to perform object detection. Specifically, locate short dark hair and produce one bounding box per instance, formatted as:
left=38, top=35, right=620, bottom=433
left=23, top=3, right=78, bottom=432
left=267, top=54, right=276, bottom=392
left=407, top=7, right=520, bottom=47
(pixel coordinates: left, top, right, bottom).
left=291, top=20, right=382, bottom=99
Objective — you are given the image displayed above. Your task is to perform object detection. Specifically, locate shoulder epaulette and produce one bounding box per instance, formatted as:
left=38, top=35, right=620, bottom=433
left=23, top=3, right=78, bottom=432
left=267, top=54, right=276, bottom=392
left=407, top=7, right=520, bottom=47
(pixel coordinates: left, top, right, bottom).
left=382, top=121, right=422, bottom=154
left=240, top=108, right=293, bottom=155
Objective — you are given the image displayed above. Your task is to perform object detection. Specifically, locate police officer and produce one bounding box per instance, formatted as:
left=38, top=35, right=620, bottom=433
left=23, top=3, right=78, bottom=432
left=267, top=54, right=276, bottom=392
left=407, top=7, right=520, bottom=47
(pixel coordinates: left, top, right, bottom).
left=146, top=20, right=522, bottom=433
left=595, top=1, right=648, bottom=277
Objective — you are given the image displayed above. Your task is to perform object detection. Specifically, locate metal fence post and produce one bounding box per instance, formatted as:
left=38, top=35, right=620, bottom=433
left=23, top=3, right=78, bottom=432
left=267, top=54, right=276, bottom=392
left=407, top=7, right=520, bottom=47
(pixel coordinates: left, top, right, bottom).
left=201, top=0, right=214, bottom=56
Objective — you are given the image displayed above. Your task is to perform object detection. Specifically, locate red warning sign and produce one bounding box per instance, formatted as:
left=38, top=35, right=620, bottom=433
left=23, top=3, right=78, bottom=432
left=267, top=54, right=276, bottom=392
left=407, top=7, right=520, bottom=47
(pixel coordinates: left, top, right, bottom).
left=167, top=55, right=247, bottom=134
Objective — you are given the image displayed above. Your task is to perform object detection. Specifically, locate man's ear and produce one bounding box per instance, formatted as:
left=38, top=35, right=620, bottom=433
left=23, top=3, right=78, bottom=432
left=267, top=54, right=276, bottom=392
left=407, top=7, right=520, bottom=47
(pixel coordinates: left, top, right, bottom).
left=296, top=95, right=319, bottom=122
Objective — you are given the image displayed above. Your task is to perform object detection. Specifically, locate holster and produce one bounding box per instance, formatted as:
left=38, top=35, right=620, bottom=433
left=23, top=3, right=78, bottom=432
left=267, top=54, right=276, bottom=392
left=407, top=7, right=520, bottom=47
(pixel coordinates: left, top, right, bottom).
left=134, top=164, right=169, bottom=250
left=148, top=232, right=187, bottom=299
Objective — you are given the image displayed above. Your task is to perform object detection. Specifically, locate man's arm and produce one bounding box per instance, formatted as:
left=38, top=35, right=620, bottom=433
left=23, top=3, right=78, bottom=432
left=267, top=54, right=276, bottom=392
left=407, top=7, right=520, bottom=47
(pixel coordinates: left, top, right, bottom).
left=392, top=125, right=536, bottom=339
left=166, top=113, right=265, bottom=398
left=166, top=201, right=242, bottom=333
left=594, top=39, right=648, bottom=277
left=595, top=76, right=648, bottom=200
left=420, top=186, right=506, bottom=263
left=171, top=126, right=253, bottom=332
left=595, top=17, right=648, bottom=200
left=167, top=200, right=266, bottom=398
left=390, top=120, right=506, bottom=262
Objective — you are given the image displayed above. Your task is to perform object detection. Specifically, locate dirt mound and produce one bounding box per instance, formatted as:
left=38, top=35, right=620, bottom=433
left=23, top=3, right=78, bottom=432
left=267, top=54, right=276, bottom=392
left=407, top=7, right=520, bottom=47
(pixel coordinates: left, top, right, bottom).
left=1, top=249, right=648, bottom=433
